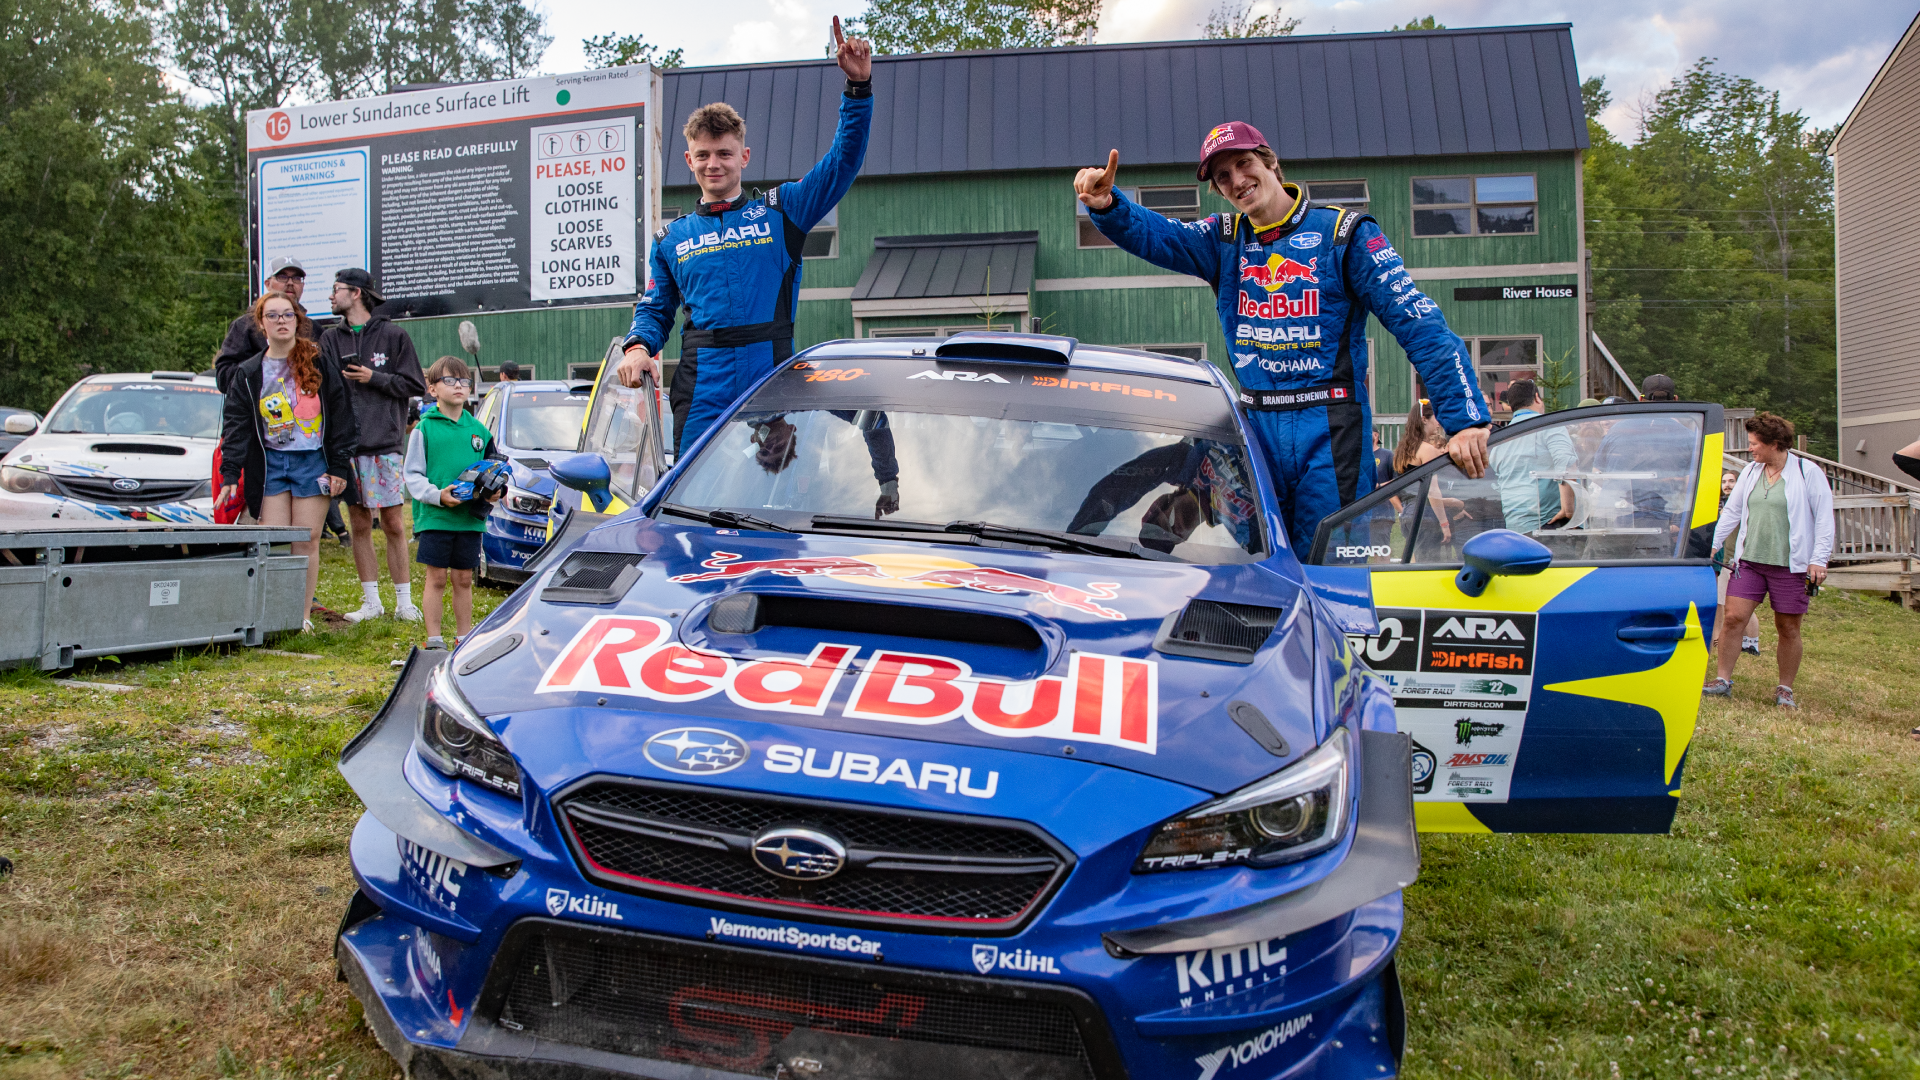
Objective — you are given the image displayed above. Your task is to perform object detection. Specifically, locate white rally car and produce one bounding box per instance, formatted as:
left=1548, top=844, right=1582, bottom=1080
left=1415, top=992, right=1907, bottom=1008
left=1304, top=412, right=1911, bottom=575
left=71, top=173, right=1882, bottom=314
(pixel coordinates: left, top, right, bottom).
left=0, top=371, right=223, bottom=522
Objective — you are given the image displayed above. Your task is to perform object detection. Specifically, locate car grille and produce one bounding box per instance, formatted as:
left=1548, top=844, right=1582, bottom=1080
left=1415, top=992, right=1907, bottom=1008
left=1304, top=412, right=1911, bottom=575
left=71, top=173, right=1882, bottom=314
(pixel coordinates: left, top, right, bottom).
left=557, top=780, right=1070, bottom=933
left=52, top=476, right=204, bottom=505
left=489, top=921, right=1110, bottom=1079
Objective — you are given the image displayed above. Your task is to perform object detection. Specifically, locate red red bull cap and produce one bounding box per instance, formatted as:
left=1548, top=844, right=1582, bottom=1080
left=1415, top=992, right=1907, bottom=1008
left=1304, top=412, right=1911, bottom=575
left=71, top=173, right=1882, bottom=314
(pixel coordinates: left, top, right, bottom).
left=1197, top=121, right=1270, bottom=180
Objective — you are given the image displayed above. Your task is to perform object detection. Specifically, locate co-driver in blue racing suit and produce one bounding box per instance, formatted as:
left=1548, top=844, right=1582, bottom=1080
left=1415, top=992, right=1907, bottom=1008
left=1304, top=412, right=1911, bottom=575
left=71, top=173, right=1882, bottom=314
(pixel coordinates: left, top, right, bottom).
left=1077, top=122, right=1490, bottom=549
left=620, top=19, right=873, bottom=455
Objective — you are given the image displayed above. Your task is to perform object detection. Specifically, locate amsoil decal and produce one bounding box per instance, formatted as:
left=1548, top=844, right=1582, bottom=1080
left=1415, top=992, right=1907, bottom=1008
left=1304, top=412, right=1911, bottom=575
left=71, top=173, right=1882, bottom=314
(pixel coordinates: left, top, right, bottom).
left=670, top=550, right=1124, bottom=620
left=539, top=615, right=1160, bottom=753
left=1350, top=608, right=1537, bottom=803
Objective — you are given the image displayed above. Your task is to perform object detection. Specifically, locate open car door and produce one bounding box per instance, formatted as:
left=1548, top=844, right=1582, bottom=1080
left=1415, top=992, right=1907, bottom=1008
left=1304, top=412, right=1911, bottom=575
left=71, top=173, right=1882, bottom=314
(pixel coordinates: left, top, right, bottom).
left=1307, top=402, right=1724, bottom=833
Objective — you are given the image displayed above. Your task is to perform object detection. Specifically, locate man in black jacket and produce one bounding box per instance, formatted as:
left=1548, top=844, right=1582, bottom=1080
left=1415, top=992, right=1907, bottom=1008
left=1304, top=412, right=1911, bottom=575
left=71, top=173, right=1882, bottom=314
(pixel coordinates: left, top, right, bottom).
left=213, top=256, right=313, bottom=392
left=320, top=268, right=428, bottom=623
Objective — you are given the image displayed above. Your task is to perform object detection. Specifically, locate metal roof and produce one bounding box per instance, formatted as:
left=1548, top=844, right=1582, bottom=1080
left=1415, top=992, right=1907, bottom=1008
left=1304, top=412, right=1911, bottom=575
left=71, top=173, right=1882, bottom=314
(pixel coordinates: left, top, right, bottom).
left=852, top=232, right=1038, bottom=301
left=660, top=25, right=1587, bottom=186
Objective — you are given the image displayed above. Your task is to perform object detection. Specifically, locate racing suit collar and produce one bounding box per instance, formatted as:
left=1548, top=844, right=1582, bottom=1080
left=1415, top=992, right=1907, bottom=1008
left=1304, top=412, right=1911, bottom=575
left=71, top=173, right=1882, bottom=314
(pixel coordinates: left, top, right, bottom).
left=1247, top=184, right=1308, bottom=244
left=696, top=190, right=750, bottom=215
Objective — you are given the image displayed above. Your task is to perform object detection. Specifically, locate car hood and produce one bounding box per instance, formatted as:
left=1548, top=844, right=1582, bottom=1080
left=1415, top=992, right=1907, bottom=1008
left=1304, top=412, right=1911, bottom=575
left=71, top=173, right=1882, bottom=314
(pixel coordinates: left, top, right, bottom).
left=455, top=516, right=1327, bottom=795
left=507, top=455, right=556, bottom=496
left=4, top=431, right=213, bottom=478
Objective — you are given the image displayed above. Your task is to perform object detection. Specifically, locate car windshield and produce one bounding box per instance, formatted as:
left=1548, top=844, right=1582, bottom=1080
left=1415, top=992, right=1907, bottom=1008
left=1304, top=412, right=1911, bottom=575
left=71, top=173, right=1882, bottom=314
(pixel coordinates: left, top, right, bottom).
left=44, top=381, right=222, bottom=439
left=505, top=389, right=590, bottom=451
left=664, top=356, right=1264, bottom=563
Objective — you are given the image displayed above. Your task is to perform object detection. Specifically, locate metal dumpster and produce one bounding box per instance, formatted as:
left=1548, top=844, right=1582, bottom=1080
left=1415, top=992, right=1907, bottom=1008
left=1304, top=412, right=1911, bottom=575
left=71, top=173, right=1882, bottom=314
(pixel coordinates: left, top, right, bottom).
left=0, top=522, right=311, bottom=669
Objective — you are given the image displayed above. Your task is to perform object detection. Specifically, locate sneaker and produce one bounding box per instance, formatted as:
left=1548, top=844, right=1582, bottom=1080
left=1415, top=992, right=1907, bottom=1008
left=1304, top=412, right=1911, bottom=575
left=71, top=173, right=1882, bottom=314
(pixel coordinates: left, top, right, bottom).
left=343, top=600, right=386, bottom=624
left=393, top=604, right=423, bottom=623
left=1741, top=638, right=1761, bottom=656
left=301, top=618, right=315, bottom=634
left=1775, top=685, right=1798, bottom=709
left=1702, top=678, right=1733, bottom=697
left=424, top=635, right=447, bottom=650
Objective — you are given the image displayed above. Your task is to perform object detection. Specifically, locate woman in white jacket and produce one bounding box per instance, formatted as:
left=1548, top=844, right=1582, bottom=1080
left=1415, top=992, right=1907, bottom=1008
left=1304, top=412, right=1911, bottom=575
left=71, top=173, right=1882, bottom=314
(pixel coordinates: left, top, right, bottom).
left=1703, top=413, right=1834, bottom=708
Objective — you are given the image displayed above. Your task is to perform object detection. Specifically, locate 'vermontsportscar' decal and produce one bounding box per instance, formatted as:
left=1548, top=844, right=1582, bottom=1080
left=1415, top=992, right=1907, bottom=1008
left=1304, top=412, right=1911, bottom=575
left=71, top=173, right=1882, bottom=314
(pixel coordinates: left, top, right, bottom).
left=668, top=550, right=1125, bottom=620
left=538, top=615, right=1160, bottom=752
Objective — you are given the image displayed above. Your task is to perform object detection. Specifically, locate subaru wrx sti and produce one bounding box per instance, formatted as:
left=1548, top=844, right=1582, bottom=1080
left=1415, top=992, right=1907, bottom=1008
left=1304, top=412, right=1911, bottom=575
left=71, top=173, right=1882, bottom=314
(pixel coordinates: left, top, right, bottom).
left=335, top=332, right=1723, bottom=1079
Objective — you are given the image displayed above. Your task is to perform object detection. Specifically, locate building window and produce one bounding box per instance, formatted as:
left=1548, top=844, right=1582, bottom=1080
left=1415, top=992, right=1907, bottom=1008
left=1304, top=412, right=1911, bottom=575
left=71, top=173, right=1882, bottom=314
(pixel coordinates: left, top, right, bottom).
left=1305, top=180, right=1369, bottom=214
left=1077, top=186, right=1200, bottom=248
left=867, top=323, right=1019, bottom=338
left=803, top=205, right=839, bottom=259
left=1411, top=175, right=1537, bottom=237
left=1470, top=336, right=1542, bottom=413
left=1128, top=343, right=1207, bottom=361
left=659, top=205, right=685, bottom=222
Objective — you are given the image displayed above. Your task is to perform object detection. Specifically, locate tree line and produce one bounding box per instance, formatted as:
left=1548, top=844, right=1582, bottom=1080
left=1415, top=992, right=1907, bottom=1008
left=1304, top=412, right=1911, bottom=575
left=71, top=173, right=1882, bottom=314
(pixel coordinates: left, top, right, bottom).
left=0, top=0, right=1843, bottom=464
left=1583, top=63, right=1838, bottom=457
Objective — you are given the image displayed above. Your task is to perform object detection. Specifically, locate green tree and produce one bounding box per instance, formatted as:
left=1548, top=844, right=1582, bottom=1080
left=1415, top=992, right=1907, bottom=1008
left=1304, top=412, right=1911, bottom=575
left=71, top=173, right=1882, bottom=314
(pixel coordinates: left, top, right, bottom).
left=1585, top=59, right=1836, bottom=455
left=842, top=0, right=1101, bottom=54
left=582, top=32, right=683, bottom=69
left=1391, top=15, right=1444, bottom=31
left=1199, top=1, right=1299, bottom=38
left=0, top=0, right=214, bottom=408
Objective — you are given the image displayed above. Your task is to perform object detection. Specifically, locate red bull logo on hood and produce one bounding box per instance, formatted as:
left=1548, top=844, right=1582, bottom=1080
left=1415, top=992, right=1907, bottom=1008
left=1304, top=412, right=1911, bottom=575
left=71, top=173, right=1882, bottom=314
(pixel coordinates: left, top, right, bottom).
left=536, top=615, right=1160, bottom=753
left=670, top=551, right=1125, bottom=620
left=1239, top=254, right=1318, bottom=293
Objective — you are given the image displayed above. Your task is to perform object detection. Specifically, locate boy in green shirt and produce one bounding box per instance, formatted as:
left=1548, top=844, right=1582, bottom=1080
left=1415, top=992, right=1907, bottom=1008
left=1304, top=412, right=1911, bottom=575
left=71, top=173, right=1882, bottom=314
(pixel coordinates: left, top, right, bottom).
left=403, top=356, right=502, bottom=648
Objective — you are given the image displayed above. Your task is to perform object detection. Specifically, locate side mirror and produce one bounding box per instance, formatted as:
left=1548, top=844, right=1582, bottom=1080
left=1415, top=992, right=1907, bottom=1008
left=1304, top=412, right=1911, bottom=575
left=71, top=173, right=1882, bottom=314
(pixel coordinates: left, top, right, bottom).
left=4, top=415, right=36, bottom=435
left=551, top=452, right=613, bottom=512
left=1455, top=530, right=1553, bottom=598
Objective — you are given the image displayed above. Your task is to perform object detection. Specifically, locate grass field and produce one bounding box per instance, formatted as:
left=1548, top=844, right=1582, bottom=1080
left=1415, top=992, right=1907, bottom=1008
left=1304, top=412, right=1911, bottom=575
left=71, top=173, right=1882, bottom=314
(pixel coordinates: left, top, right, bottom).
left=1, top=538, right=1916, bottom=1079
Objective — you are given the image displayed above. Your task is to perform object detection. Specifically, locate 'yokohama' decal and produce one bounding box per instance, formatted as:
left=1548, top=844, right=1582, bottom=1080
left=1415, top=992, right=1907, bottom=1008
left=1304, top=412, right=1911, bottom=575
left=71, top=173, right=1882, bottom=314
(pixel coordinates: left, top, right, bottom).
left=537, top=615, right=1159, bottom=753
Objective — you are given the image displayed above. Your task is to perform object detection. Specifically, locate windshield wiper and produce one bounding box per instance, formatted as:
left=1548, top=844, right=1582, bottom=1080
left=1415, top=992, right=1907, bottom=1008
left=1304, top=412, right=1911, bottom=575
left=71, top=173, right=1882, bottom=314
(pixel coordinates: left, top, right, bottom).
left=809, top=514, right=1182, bottom=560
left=659, top=503, right=793, bottom=533
left=945, top=520, right=1181, bottom=561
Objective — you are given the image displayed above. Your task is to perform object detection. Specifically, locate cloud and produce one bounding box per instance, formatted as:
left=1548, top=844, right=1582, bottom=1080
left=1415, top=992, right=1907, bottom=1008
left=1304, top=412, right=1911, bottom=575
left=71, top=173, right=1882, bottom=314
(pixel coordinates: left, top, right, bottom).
left=535, top=0, right=1914, bottom=141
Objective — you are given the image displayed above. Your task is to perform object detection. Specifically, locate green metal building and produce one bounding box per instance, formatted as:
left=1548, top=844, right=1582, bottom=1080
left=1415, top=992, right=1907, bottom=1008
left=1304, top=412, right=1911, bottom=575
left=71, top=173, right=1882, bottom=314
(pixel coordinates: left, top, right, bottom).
left=422, top=24, right=1596, bottom=428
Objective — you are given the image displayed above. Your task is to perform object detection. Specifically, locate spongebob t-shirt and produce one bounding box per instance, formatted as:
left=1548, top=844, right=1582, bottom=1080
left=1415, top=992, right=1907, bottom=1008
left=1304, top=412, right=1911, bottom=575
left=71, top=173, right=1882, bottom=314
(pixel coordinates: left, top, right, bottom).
left=259, top=357, right=323, bottom=451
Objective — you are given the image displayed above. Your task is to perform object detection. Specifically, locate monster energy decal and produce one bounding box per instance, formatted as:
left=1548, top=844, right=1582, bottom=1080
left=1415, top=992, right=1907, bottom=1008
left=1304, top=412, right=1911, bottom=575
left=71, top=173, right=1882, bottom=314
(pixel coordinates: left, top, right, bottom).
left=1348, top=608, right=1536, bottom=803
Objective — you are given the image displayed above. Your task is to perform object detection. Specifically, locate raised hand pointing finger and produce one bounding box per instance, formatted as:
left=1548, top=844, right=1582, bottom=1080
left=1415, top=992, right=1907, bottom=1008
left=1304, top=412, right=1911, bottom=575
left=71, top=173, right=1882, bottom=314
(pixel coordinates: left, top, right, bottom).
left=833, top=16, right=871, bottom=82
left=1074, top=149, right=1120, bottom=210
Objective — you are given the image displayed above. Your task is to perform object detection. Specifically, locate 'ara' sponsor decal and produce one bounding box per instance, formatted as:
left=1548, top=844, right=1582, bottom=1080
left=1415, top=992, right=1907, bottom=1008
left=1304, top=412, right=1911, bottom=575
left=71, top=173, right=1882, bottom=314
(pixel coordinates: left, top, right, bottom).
left=538, top=615, right=1160, bottom=753
left=669, top=550, right=1125, bottom=620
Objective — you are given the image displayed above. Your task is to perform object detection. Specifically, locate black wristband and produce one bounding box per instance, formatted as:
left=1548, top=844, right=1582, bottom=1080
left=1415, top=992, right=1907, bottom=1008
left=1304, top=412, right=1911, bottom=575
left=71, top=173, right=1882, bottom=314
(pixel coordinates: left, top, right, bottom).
left=845, top=78, right=872, bottom=99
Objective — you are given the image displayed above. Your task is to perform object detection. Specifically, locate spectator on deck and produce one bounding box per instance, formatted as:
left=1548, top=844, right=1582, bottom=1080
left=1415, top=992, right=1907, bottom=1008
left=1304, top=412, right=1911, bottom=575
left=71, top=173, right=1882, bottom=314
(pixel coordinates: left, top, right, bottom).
left=1713, top=469, right=1762, bottom=656
left=1704, top=412, right=1834, bottom=709
left=1491, top=379, right=1574, bottom=533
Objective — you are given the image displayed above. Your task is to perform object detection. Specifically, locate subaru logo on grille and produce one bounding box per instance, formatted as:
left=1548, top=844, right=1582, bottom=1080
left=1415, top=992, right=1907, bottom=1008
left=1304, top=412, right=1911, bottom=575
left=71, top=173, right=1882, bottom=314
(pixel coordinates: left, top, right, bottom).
left=750, top=826, right=846, bottom=881
left=111, top=478, right=140, bottom=492
left=642, top=727, right=750, bottom=775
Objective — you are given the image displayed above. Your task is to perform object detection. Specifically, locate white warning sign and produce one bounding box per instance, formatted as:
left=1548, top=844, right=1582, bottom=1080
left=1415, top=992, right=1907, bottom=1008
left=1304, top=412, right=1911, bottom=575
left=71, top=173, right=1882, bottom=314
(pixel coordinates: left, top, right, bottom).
left=529, top=115, right=636, bottom=302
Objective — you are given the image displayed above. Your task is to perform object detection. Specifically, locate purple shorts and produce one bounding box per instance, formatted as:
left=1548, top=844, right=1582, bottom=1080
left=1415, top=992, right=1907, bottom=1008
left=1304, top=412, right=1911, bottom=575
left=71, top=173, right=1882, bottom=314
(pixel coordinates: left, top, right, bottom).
left=1726, top=559, right=1810, bottom=615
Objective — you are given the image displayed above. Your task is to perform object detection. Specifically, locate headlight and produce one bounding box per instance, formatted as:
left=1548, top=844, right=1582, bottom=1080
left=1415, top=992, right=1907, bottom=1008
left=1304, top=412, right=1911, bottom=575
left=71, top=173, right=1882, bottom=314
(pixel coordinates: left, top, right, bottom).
left=1135, top=726, right=1353, bottom=873
left=505, top=485, right=550, bottom=515
left=1, top=466, right=56, bottom=494
left=415, top=662, right=523, bottom=797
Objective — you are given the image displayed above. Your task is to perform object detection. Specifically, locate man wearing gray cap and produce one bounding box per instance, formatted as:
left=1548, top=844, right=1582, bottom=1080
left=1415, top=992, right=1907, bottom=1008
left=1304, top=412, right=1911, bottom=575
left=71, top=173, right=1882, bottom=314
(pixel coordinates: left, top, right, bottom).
left=214, top=256, right=313, bottom=392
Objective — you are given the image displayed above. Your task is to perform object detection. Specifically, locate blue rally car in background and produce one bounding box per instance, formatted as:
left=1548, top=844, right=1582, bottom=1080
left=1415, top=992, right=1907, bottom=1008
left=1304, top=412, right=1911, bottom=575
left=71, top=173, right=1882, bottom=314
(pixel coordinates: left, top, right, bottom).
left=335, top=332, right=1723, bottom=1078
left=470, top=380, right=595, bottom=587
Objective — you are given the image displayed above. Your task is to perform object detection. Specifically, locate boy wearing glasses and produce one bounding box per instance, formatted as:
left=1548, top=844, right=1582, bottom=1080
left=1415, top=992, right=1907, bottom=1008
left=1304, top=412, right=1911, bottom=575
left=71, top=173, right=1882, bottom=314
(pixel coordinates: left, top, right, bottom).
left=403, top=357, right=501, bottom=649
left=320, top=267, right=428, bottom=623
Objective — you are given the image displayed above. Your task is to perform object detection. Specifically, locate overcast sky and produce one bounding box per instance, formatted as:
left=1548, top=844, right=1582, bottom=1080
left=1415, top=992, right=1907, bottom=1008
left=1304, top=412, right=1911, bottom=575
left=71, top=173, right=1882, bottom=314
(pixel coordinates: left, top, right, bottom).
left=535, top=0, right=1919, bottom=141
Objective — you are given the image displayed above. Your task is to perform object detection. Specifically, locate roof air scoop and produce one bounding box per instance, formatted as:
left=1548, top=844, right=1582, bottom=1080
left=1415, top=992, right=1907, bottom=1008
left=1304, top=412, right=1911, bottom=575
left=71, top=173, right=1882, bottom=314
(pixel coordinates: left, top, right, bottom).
left=1154, top=599, right=1282, bottom=664
left=934, top=332, right=1076, bottom=365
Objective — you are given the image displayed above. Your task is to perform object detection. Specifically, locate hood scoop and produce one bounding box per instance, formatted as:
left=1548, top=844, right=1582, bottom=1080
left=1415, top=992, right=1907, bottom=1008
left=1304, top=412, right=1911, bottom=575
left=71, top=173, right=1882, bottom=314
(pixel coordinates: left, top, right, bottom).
left=706, top=593, right=1043, bottom=653
left=541, top=551, right=645, bottom=604
left=89, top=442, right=187, bottom=456
left=1154, top=598, right=1282, bottom=663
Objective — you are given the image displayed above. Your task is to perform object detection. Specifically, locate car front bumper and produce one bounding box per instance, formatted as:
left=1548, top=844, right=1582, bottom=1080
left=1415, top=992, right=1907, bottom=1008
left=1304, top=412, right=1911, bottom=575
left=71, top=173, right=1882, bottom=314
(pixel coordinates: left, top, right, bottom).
left=481, top=507, right=551, bottom=583
left=335, top=659, right=1415, bottom=1079
left=0, top=490, right=213, bottom=523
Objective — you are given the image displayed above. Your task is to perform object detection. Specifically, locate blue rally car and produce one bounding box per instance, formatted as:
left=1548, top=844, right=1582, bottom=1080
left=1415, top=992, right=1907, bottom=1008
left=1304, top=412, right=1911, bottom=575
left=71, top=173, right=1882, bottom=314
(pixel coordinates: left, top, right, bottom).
left=470, top=380, right=596, bottom=587
left=336, top=332, right=1723, bottom=1078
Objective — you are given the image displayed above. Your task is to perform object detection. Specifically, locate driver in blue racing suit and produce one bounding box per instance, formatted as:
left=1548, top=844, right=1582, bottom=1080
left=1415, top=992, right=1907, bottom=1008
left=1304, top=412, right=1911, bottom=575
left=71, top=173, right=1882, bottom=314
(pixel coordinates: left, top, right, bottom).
left=1074, top=121, right=1492, bottom=549
left=617, top=18, right=873, bottom=454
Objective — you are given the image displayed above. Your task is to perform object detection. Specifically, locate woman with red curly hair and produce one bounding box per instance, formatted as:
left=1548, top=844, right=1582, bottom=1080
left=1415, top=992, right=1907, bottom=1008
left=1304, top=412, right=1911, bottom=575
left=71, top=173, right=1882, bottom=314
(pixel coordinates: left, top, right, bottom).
left=218, top=292, right=358, bottom=631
